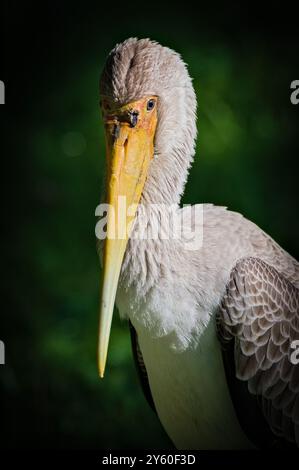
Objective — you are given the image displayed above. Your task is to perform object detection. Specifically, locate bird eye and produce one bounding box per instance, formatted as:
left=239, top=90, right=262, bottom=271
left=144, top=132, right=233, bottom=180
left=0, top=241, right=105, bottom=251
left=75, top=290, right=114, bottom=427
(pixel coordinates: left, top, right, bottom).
left=147, top=99, right=155, bottom=111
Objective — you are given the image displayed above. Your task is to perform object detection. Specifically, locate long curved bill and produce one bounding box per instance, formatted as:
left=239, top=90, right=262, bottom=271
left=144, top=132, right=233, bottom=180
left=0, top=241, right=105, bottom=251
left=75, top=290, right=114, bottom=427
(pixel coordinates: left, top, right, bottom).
left=98, top=96, right=157, bottom=377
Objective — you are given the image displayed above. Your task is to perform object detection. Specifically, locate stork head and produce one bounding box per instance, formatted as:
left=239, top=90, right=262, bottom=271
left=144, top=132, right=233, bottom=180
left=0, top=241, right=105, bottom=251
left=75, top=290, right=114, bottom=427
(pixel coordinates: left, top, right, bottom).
left=98, top=38, right=197, bottom=377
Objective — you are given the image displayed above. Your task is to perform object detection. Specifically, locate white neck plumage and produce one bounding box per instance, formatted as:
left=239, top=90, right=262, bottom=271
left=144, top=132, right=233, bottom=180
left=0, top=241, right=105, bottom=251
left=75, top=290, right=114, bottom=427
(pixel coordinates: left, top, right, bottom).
left=141, top=87, right=197, bottom=207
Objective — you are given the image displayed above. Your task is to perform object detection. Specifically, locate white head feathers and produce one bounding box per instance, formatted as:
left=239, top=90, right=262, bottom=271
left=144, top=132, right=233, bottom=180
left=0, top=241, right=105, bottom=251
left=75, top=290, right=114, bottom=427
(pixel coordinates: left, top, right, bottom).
left=100, top=38, right=197, bottom=205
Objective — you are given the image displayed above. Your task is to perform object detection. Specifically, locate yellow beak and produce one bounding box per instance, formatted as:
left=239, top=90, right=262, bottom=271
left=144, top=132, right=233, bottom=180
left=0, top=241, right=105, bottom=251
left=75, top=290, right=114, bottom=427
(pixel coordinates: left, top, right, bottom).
left=98, top=96, right=157, bottom=377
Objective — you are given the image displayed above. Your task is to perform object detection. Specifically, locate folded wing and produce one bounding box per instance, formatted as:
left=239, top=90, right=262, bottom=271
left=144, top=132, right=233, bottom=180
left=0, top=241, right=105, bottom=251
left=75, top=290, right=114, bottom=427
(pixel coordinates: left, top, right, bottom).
left=218, top=257, right=299, bottom=448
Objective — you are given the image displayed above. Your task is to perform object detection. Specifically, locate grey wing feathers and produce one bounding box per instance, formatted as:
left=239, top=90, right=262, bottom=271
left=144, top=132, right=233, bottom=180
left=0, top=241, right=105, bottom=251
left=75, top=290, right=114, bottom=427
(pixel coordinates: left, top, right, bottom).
left=129, top=322, right=157, bottom=413
left=218, top=257, right=299, bottom=447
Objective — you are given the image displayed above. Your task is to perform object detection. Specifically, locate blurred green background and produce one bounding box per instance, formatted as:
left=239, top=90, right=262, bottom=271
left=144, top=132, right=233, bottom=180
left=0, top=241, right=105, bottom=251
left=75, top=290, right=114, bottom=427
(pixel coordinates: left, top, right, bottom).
left=1, top=1, right=299, bottom=449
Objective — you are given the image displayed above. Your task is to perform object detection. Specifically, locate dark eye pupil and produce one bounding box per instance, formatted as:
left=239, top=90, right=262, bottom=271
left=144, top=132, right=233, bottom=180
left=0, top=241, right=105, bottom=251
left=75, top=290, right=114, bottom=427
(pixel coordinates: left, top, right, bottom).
left=147, top=99, right=155, bottom=111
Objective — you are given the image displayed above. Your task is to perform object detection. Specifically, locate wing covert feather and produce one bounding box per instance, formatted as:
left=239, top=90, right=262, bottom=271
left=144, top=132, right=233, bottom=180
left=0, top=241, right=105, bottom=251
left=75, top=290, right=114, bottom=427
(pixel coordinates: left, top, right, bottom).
left=218, top=257, right=299, bottom=447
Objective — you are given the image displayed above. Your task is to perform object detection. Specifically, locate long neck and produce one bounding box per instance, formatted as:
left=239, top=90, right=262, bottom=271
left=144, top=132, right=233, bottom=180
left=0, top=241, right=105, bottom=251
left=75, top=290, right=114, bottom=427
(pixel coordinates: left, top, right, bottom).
left=121, top=84, right=197, bottom=290
left=141, top=87, right=197, bottom=206
left=141, top=144, right=193, bottom=207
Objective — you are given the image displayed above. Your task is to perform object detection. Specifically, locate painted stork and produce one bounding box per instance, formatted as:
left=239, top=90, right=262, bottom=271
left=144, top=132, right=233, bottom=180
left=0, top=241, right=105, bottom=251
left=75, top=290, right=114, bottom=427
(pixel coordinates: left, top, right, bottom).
left=97, top=38, right=299, bottom=449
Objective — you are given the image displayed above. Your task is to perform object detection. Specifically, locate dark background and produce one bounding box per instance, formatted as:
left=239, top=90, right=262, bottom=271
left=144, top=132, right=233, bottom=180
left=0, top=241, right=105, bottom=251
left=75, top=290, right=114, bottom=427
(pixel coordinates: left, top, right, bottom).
left=1, top=1, right=299, bottom=449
